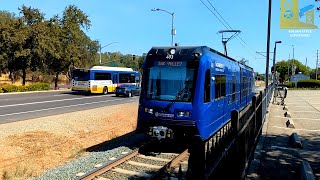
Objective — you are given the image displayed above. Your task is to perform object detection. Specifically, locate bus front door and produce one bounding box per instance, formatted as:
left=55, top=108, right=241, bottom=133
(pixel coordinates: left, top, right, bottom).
left=113, top=73, right=118, bottom=92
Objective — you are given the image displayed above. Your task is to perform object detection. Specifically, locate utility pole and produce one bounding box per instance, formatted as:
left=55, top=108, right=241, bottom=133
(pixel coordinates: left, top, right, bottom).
left=292, top=45, right=295, bottom=76
left=265, top=0, right=272, bottom=89
left=305, top=58, right=307, bottom=67
left=288, top=54, right=290, bottom=80
left=151, top=8, right=175, bottom=46
left=316, top=50, right=319, bottom=80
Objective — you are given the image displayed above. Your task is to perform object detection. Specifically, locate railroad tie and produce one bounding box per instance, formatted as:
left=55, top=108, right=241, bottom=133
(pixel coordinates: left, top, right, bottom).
left=126, top=160, right=162, bottom=169
left=111, top=168, right=152, bottom=178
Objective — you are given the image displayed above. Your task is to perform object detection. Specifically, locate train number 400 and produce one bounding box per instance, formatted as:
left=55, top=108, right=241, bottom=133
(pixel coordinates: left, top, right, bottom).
left=166, top=54, right=174, bottom=59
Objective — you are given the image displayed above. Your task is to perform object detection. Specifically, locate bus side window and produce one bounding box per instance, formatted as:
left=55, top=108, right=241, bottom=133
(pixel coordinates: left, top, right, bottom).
left=204, top=69, right=211, bottom=103
left=95, top=73, right=111, bottom=80
left=113, top=74, right=118, bottom=84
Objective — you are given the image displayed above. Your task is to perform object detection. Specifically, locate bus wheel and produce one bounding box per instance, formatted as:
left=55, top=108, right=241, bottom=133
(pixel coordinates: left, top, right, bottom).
left=103, top=87, right=108, bottom=95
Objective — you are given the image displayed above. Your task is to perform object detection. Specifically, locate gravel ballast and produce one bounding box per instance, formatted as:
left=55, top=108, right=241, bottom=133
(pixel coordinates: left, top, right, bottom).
left=0, top=101, right=140, bottom=179
left=33, top=146, right=132, bottom=180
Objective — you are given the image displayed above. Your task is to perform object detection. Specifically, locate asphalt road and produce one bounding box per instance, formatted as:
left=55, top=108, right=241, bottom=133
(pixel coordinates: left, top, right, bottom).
left=0, top=86, right=266, bottom=124
left=0, top=90, right=139, bottom=124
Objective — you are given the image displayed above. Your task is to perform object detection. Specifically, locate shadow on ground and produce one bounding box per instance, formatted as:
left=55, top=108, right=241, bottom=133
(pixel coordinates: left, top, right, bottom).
left=85, top=131, right=148, bottom=152
left=252, top=133, right=320, bottom=180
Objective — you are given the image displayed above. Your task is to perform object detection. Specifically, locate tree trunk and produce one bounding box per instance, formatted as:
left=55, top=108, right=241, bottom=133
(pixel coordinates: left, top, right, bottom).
left=9, top=71, right=13, bottom=84
left=54, top=73, right=59, bottom=90
left=22, top=67, right=26, bottom=86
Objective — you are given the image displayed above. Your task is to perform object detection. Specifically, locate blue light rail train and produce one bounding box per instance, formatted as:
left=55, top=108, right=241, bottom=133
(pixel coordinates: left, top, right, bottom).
left=136, top=46, right=255, bottom=142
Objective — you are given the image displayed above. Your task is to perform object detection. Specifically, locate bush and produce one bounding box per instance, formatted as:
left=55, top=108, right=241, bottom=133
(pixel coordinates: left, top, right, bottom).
left=297, top=79, right=320, bottom=88
left=0, top=83, right=50, bottom=93
left=283, top=82, right=295, bottom=88
left=0, top=84, right=20, bottom=93
left=27, top=83, right=50, bottom=91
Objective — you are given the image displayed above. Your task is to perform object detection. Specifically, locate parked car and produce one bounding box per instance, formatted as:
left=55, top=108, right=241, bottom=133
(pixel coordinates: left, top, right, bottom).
left=115, top=84, right=140, bottom=97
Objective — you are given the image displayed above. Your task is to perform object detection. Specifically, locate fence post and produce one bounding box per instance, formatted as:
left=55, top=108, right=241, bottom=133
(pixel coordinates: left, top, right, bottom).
left=231, top=110, right=240, bottom=134
left=259, top=91, right=264, bottom=129
left=186, top=138, right=205, bottom=180
left=248, top=95, right=257, bottom=150
left=252, top=95, right=257, bottom=137
left=231, top=110, right=241, bottom=177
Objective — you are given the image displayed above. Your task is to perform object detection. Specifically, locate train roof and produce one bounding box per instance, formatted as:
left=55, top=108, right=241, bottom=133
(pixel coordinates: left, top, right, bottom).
left=90, top=66, right=134, bottom=71
left=148, top=46, right=253, bottom=70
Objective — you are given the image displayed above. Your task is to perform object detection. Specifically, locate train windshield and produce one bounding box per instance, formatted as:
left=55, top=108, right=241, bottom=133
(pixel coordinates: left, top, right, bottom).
left=145, top=60, right=198, bottom=102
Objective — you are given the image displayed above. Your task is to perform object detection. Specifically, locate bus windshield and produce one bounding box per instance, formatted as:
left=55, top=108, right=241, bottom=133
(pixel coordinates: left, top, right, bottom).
left=72, top=69, right=90, bottom=81
left=145, top=60, right=198, bottom=102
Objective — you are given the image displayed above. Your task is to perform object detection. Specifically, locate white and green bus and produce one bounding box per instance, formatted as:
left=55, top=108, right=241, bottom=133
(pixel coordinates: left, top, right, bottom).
left=71, top=66, right=140, bottom=94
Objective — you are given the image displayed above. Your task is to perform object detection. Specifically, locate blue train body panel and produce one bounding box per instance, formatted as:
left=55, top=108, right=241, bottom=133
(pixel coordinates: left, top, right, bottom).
left=137, top=46, right=255, bottom=141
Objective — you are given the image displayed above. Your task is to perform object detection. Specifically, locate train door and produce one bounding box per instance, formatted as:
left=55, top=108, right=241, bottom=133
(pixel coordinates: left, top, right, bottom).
left=240, top=67, right=242, bottom=107
left=213, top=74, right=226, bottom=126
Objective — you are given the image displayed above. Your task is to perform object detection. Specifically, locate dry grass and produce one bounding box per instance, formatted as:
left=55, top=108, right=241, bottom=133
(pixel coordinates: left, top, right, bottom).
left=0, top=101, right=139, bottom=179
left=2, top=163, right=34, bottom=180
left=255, top=80, right=265, bottom=86
left=0, top=73, right=69, bottom=86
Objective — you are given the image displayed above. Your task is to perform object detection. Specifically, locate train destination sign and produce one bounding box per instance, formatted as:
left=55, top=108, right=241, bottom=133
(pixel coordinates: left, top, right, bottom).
left=155, top=61, right=183, bottom=67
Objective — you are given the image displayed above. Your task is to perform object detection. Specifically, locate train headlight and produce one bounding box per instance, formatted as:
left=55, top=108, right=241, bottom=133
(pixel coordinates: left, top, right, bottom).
left=169, top=48, right=176, bottom=55
left=148, top=108, right=153, bottom=114
left=177, top=111, right=185, bottom=117
left=185, top=111, right=191, bottom=117
left=144, top=108, right=153, bottom=114
left=148, top=127, right=153, bottom=135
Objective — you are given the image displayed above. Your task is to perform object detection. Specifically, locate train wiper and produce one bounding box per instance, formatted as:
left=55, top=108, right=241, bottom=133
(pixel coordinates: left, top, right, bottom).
left=163, top=86, right=188, bottom=113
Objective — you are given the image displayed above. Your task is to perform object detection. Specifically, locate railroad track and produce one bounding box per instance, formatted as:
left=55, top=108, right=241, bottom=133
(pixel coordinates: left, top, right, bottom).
left=75, top=147, right=189, bottom=180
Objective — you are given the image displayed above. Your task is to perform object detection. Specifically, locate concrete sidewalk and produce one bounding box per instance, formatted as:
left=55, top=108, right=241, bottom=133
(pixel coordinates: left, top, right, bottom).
left=247, top=90, right=320, bottom=180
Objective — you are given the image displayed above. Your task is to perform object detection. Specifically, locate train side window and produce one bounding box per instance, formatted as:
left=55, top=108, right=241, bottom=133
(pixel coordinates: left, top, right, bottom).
left=228, top=80, right=232, bottom=104
left=242, top=76, right=246, bottom=97
left=215, top=75, right=226, bottom=100
left=232, top=76, right=236, bottom=102
left=248, top=78, right=251, bottom=95
left=204, top=69, right=211, bottom=103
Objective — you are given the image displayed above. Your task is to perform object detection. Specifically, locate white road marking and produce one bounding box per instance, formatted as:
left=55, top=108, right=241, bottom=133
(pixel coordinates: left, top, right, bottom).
left=53, top=94, right=69, bottom=97
left=273, top=126, right=320, bottom=132
left=273, top=116, right=320, bottom=121
left=0, top=98, right=128, bottom=117
left=272, top=109, right=320, bottom=113
left=0, top=94, right=113, bottom=108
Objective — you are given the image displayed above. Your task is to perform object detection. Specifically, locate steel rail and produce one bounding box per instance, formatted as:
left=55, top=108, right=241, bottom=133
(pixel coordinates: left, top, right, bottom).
left=76, top=148, right=139, bottom=180
left=149, top=149, right=189, bottom=179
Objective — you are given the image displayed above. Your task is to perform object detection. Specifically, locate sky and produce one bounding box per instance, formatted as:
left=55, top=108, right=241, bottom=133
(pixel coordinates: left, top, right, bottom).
left=1, top=0, right=320, bottom=73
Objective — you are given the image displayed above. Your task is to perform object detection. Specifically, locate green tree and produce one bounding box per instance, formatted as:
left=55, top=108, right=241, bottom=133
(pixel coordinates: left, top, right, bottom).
left=255, top=72, right=265, bottom=81
left=18, top=5, right=46, bottom=85
left=274, top=59, right=311, bottom=82
left=0, top=11, right=24, bottom=83
left=45, top=5, right=98, bottom=89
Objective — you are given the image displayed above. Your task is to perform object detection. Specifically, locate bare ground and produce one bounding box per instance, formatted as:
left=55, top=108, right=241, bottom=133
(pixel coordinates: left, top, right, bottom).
left=0, top=101, right=139, bottom=179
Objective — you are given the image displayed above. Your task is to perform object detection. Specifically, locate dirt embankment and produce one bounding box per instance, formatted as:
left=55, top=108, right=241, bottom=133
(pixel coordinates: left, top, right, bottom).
left=0, top=101, right=139, bottom=179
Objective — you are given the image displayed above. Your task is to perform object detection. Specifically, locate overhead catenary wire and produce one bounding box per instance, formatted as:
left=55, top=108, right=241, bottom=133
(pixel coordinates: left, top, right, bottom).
left=200, top=0, right=258, bottom=58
